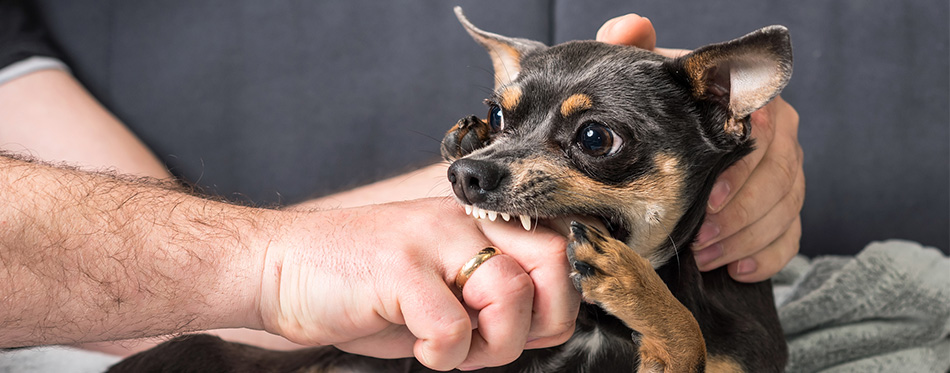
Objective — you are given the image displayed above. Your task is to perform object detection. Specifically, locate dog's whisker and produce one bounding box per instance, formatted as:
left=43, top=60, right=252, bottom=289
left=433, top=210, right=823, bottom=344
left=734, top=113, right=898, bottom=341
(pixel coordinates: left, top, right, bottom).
left=669, top=234, right=680, bottom=273
left=405, top=129, right=445, bottom=144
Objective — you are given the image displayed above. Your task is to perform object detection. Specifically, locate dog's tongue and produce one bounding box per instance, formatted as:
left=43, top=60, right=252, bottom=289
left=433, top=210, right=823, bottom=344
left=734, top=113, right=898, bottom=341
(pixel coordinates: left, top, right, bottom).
left=541, top=215, right=608, bottom=238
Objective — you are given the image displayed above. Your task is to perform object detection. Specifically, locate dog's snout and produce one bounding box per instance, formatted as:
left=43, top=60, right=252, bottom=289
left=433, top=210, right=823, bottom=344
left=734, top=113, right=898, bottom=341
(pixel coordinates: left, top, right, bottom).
left=447, top=159, right=506, bottom=204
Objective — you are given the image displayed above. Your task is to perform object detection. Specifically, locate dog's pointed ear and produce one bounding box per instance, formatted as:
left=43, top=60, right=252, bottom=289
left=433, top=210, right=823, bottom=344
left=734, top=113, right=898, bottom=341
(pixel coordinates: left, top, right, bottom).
left=455, top=7, right=546, bottom=89
left=668, top=26, right=793, bottom=139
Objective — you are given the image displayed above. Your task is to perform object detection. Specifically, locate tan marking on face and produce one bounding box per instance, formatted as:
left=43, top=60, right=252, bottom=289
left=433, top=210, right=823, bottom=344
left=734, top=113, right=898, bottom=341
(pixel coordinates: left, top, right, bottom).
left=559, top=93, right=593, bottom=117
left=654, top=153, right=680, bottom=176
left=505, top=153, right=686, bottom=265
left=499, top=86, right=522, bottom=111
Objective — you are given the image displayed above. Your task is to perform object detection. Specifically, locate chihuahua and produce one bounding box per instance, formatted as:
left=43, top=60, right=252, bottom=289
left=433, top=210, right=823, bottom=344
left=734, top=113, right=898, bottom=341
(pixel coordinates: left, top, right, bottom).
left=109, top=7, right=792, bottom=373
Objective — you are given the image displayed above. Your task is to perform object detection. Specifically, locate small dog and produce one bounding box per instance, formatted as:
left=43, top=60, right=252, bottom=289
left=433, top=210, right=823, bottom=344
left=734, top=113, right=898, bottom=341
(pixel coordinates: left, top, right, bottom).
left=110, top=7, right=792, bottom=373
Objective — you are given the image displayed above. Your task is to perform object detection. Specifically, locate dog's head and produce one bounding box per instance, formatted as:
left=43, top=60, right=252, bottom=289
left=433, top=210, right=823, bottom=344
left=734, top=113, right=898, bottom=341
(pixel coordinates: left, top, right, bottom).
left=444, top=8, right=792, bottom=266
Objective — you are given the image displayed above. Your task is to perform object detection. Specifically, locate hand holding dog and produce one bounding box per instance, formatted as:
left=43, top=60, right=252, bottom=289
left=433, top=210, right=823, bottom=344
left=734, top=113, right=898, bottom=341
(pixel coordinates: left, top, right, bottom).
left=597, top=15, right=805, bottom=282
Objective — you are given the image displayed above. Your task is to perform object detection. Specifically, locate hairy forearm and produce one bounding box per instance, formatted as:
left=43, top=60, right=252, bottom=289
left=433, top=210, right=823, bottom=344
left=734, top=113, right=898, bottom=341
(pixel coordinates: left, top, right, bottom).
left=0, top=155, right=268, bottom=347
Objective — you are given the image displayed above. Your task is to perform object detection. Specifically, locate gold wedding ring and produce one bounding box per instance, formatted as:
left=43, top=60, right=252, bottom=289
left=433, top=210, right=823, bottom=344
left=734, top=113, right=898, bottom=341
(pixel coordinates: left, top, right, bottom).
left=455, top=246, right=501, bottom=291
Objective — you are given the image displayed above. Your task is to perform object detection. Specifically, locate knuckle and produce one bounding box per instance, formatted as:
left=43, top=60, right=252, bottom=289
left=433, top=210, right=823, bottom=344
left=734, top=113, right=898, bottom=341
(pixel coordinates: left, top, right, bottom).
left=435, top=317, right=471, bottom=349
left=733, top=152, right=756, bottom=176
left=791, top=177, right=806, bottom=212
left=419, top=319, right=470, bottom=370
left=773, top=148, right=799, bottom=186
left=384, top=246, right=424, bottom=272
left=505, top=271, right=535, bottom=298
left=729, top=194, right=755, bottom=227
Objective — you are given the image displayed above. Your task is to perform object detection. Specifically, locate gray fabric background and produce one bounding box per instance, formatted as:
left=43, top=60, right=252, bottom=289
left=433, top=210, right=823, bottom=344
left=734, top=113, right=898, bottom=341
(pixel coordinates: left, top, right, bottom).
left=30, top=0, right=949, bottom=256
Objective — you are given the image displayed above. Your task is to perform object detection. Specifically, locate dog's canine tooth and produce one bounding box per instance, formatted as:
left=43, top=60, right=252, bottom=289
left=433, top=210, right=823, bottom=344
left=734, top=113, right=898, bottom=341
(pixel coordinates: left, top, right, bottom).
left=465, top=205, right=473, bottom=215
left=520, top=215, right=532, bottom=231
left=501, top=213, right=511, bottom=221
left=488, top=211, right=498, bottom=221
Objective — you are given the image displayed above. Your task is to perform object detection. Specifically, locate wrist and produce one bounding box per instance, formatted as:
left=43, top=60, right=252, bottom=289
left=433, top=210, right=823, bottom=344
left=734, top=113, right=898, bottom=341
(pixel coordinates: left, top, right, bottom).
left=248, top=208, right=325, bottom=338
left=168, top=201, right=286, bottom=333
left=222, top=207, right=290, bottom=332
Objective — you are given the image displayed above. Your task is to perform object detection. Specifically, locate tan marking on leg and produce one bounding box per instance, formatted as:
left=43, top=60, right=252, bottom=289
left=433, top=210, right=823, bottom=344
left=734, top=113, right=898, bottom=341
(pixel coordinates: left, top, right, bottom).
left=569, top=225, right=706, bottom=372
left=500, top=85, right=522, bottom=111
left=559, top=93, right=593, bottom=117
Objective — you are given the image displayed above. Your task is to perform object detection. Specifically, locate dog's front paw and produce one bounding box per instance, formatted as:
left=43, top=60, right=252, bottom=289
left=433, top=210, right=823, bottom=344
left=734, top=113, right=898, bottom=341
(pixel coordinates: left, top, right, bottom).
left=567, top=221, right=708, bottom=372
left=441, top=115, right=494, bottom=161
left=566, top=221, right=651, bottom=306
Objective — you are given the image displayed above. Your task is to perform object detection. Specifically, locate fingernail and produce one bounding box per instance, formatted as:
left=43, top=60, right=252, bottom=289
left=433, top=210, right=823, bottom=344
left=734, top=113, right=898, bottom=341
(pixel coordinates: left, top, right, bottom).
left=736, top=258, right=758, bottom=275
left=694, top=221, right=720, bottom=248
left=694, top=244, right=723, bottom=268
left=707, top=180, right=730, bottom=212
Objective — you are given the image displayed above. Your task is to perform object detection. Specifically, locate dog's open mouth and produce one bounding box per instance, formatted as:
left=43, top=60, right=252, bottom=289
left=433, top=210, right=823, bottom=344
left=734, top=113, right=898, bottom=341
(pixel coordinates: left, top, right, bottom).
left=460, top=204, right=630, bottom=242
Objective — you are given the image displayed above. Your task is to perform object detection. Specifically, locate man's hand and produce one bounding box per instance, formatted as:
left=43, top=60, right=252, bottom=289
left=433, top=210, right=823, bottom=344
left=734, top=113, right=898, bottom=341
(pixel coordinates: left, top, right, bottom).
left=258, top=198, right=578, bottom=371
left=597, top=15, right=804, bottom=282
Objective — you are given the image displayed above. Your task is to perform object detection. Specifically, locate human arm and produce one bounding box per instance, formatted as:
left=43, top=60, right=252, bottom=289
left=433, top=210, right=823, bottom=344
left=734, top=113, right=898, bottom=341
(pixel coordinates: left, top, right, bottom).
left=0, top=152, right=577, bottom=370
left=0, top=154, right=262, bottom=347
left=597, top=15, right=804, bottom=282
left=0, top=38, right=575, bottom=371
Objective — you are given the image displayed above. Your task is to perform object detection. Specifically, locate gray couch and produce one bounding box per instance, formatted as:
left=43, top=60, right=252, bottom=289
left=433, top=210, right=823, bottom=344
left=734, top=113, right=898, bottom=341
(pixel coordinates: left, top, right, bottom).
left=31, top=0, right=949, bottom=256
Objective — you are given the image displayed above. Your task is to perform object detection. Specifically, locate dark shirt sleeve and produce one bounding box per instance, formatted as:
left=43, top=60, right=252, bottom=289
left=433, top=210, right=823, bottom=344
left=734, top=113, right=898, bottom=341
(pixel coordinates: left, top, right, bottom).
left=0, top=0, right=61, bottom=69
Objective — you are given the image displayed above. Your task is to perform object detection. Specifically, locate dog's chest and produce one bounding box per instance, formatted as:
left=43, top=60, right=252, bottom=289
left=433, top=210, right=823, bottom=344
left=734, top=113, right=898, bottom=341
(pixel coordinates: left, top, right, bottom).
left=523, top=325, right=638, bottom=373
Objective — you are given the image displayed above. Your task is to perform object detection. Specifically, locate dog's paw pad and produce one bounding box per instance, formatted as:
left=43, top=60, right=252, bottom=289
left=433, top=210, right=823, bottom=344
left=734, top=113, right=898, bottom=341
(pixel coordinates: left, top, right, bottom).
left=572, top=260, right=595, bottom=277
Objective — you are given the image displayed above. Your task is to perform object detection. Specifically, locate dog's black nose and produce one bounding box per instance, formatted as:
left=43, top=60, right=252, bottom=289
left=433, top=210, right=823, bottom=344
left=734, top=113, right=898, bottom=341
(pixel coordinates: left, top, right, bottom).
left=447, top=159, right=506, bottom=204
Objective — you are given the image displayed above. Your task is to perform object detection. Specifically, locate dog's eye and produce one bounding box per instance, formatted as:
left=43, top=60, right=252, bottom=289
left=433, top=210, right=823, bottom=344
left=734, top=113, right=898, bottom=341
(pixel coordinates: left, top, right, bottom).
left=488, top=105, right=505, bottom=132
left=577, top=122, right=623, bottom=157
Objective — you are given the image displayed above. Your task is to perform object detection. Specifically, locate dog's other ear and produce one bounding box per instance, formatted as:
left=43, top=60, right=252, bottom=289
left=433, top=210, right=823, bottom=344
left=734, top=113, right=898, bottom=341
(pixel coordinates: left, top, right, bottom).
left=669, top=26, right=793, bottom=139
left=455, top=7, right=546, bottom=89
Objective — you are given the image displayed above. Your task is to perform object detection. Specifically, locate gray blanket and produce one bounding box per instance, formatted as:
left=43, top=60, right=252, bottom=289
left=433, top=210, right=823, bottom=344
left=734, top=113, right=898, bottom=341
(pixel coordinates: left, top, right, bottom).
left=3, top=240, right=948, bottom=373
left=775, top=240, right=950, bottom=372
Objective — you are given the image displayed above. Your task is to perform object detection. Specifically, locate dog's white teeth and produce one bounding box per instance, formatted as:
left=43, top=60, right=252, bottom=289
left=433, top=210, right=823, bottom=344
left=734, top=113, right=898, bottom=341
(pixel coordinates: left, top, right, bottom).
left=520, top=215, right=532, bottom=231
left=466, top=207, right=517, bottom=225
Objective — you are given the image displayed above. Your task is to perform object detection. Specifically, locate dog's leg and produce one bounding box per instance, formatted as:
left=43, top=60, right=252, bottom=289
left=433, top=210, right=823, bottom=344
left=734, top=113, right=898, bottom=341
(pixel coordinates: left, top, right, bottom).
left=566, top=222, right=707, bottom=373
left=440, top=115, right=494, bottom=161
